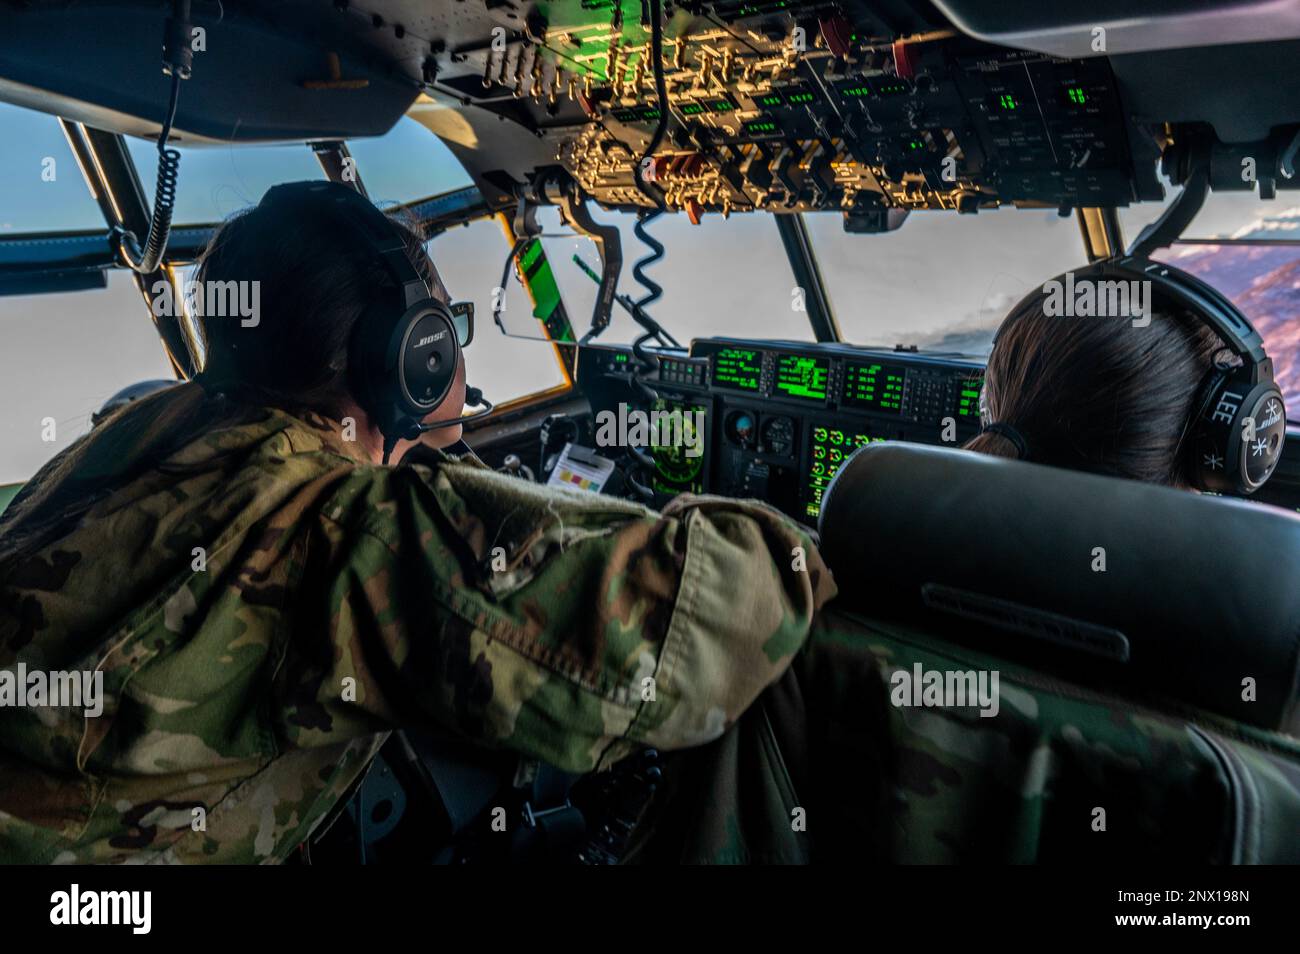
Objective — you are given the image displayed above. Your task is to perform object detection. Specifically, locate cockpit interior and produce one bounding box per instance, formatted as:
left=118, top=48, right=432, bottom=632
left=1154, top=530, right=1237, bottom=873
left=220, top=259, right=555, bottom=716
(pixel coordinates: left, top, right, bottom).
left=2, top=0, right=1300, bottom=878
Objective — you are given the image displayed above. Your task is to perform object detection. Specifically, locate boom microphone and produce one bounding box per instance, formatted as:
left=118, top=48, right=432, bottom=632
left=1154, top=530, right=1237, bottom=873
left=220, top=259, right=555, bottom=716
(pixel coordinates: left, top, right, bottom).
left=417, top=385, right=494, bottom=431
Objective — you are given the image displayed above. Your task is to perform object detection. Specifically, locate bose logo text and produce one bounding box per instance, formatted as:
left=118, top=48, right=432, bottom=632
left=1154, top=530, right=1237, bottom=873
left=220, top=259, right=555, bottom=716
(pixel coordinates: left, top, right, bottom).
left=415, top=331, right=448, bottom=349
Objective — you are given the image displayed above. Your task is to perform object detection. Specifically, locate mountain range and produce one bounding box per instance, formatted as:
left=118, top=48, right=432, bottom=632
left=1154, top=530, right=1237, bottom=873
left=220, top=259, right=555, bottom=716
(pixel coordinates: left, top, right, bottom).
left=1164, top=206, right=1300, bottom=413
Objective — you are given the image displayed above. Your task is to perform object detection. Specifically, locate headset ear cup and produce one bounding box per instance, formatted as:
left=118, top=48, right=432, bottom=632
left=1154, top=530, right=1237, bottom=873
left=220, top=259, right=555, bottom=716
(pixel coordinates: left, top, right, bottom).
left=396, top=305, right=459, bottom=412
left=1239, top=384, right=1287, bottom=492
left=349, top=308, right=461, bottom=454
left=1188, top=370, right=1287, bottom=495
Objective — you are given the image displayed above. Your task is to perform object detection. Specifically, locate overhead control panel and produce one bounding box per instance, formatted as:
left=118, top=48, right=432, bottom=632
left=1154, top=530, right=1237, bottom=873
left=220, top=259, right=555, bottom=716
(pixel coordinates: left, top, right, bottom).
left=431, top=1, right=1162, bottom=221
left=565, top=34, right=1155, bottom=218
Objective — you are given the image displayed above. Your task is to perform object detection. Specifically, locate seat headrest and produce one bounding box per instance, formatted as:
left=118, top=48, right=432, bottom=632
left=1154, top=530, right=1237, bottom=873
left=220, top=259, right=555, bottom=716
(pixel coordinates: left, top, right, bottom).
left=819, top=442, right=1300, bottom=733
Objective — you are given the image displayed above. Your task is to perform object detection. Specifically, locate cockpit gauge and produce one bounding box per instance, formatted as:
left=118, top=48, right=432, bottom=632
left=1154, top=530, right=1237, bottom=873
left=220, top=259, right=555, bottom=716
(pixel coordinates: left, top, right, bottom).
left=761, top=416, right=796, bottom=457
left=726, top=410, right=757, bottom=448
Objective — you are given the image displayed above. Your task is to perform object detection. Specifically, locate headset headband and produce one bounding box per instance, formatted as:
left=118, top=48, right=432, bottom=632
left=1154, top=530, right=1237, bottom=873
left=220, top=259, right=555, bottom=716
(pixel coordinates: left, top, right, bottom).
left=991, top=255, right=1269, bottom=373
left=259, top=181, right=431, bottom=310
left=1100, top=256, right=1268, bottom=368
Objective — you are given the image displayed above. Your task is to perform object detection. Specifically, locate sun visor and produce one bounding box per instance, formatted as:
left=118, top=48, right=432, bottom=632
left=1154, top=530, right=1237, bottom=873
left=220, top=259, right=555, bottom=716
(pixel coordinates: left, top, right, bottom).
left=0, top=3, right=417, bottom=142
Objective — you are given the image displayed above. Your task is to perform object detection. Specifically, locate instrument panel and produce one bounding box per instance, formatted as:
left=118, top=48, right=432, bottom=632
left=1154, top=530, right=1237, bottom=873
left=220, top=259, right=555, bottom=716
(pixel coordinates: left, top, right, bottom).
left=426, top=1, right=1161, bottom=219
left=566, top=38, right=1152, bottom=218
left=577, top=337, right=984, bottom=524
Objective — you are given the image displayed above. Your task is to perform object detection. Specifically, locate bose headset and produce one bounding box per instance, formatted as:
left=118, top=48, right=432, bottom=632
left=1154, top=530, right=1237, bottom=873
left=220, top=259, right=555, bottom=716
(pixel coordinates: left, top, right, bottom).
left=982, top=255, right=1286, bottom=495
left=258, top=181, right=493, bottom=464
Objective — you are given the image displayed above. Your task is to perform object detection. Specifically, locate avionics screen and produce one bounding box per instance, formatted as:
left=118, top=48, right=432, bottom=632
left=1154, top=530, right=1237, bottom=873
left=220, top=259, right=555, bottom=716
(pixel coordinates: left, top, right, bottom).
left=711, top=348, right=762, bottom=392
left=775, top=354, right=830, bottom=402
left=651, top=398, right=707, bottom=497
left=805, top=425, right=885, bottom=519
left=843, top=362, right=904, bottom=413
left=956, top=372, right=983, bottom=420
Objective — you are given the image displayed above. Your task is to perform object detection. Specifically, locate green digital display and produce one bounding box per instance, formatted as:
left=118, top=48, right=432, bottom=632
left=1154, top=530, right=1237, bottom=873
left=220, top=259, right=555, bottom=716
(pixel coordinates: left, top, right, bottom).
left=996, top=93, right=1020, bottom=111
left=775, top=354, right=830, bottom=402
left=957, top=374, right=983, bottom=418
left=872, top=78, right=909, bottom=97
left=843, top=362, right=904, bottom=414
left=1065, top=85, right=1087, bottom=105
left=651, top=398, right=707, bottom=497
left=805, top=425, right=885, bottom=518
left=709, top=98, right=736, bottom=112
left=743, top=119, right=779, bottom=135
left=786, top=90, right=815, bottom=104
left=758, top=92, right=784, bottom=108
left=840, top=84, right=871, bottom=99
left=711, top=348, right=762, bottom=392
left=680, top=102, right=705, bottom=116
left=611, top=104, right=661, bottom=123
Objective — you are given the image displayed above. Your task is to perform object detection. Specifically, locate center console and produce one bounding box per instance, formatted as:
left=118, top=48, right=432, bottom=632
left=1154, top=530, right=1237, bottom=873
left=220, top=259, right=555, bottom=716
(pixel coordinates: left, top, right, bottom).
left=577, top=337, right=985, bottom=524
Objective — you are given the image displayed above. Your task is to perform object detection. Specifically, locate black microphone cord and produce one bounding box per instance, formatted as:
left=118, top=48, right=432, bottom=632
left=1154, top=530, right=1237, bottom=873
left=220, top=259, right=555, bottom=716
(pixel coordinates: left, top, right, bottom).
left=380, top=387, right=495, bottom=465
left=420, top=386, right=494, bottom=430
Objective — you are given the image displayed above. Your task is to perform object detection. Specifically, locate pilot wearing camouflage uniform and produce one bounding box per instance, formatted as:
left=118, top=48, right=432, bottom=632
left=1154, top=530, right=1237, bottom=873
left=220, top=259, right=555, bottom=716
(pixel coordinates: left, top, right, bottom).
left=0, top=186, right=835, bottom=864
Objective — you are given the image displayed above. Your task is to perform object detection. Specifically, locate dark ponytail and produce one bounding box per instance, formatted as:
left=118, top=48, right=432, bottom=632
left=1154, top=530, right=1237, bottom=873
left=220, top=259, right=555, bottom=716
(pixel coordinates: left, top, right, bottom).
left=964, top=297, right=1223, bottom=486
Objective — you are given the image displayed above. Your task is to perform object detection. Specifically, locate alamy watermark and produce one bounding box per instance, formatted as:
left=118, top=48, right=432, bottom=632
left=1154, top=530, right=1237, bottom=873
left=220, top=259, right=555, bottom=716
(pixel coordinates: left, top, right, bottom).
left=890, top=663, right=1000, bottom=718
left=150, top=279, right=260, bottom=327
left=0, top=665, right=103, bottom=717
left=1042, top=272, right=1151, bottom=327
left=595, top=403, right=705, bottom=458
left=50, top=884, right=150, bottom=934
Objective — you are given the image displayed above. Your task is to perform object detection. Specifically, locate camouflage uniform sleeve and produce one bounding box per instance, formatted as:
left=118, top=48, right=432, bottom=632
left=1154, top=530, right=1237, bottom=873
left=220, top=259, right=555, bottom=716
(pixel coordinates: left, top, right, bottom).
left=281, top=458, right=837, bottom=773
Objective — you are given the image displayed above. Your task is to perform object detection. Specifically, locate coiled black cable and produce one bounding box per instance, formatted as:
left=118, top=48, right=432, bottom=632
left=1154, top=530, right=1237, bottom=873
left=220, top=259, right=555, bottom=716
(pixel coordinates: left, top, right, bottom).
left=631, top=209, right=665, bottom=313
left=144, top=74, right=182, bottom=269
left=115, top=2, right=190, bottom=274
